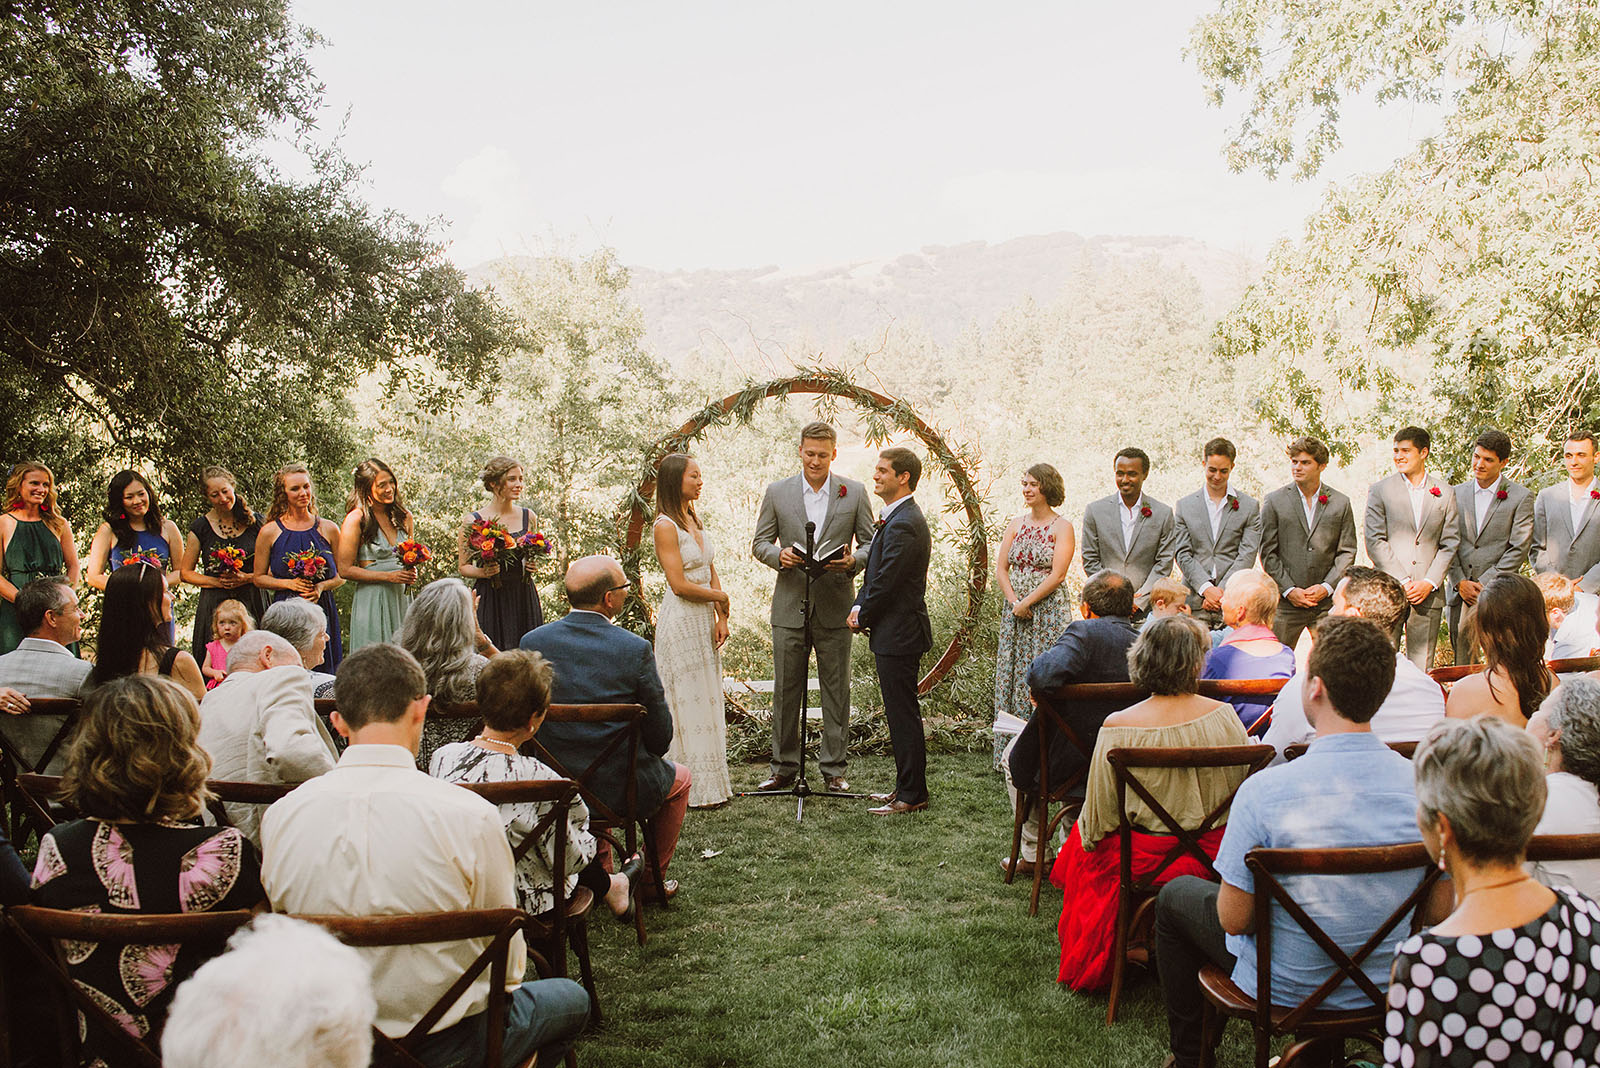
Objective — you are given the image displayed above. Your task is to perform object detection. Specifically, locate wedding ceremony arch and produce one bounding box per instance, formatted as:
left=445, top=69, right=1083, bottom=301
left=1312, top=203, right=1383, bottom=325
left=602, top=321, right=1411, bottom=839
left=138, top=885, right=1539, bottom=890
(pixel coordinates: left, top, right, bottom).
left=617, top=367, right=989, bottom=693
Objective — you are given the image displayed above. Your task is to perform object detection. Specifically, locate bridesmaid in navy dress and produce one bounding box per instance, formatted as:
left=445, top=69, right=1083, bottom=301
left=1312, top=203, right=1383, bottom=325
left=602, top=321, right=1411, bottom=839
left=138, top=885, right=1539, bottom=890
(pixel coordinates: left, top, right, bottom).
left=252, top=463, right=345, bottom=671
left=457, top=455, right=545, bottom=652
left=179, top=466, right=266, bottom=657
left=84, top=470, right=184, bottom=591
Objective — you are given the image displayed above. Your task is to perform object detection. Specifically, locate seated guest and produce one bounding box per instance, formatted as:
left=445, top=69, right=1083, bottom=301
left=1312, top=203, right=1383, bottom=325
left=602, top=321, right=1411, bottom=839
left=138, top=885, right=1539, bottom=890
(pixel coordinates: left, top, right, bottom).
left=1201, top=571, right=1296, bottom=735
left=1445, top=573, right=1554, bottom=727
left=1385, top=716, right=1600, bottom=1066
left=197, top=629, right=337, bottom=846
left=430, top=649, right=631, bottom=919
left=1535, top=571, right=1600, bottom=662
left=260, top=598, right=336, bottom=697
left=1261, top=566, right=1445, bottom=759
left=1049, top=615, right=1250, bottom=989
left=1526, top=677, right=1600, bottom=897
left=400, top=577, right=497, bottom=765
left=86, top=563, right=205, bottom=700
left=30, top=676, right=265, bottom=1061
left=261, top=643, right=590, bottom=1068
left=163, top=915, right=376, bottom=1068
left=1154, top=616, right=1444, bottom=1068
left=0, top=575, right=89, bottom=772
left=521, top=555, right=691, bottom=898
left=1146, top=577, right=1192, bottom=620
left=1001, top=569, right=1139, bottom=877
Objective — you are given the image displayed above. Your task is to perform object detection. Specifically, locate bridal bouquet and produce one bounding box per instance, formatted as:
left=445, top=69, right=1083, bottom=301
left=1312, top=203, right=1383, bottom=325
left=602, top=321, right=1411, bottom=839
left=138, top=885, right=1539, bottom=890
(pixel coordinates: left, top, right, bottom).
left=518, top=531, right=553, bottom=557
left=207, top=545, right=247, bottom=577
left=395, top=539, right=433, bottom=568
left=281, top=547, right=329, bottom=584
left=467, top=517, right=519, bottom=587
left=118, top=549, right=165, bottom=570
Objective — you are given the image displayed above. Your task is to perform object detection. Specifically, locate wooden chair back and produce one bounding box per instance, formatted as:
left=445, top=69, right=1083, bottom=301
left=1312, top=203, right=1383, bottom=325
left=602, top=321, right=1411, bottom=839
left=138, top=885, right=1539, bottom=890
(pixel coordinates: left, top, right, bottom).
left=1281, top=739, right=1418, bottom=763
left=1526, top=832, right=1600, bottom=863
left=16, top=773, right=299, bottom=837
left=0, top=697, right=82, bottom=844
left=1429, top=654, right=1600, bottom=685
left=5, top=904, right=256, bottom=1068
left=1102, top=744, right=1274, bottom=1024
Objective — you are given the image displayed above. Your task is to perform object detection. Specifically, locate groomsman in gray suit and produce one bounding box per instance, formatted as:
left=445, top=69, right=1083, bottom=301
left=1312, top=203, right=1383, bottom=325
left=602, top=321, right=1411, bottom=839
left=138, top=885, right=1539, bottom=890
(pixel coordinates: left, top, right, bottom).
left=1259, top=436, right=1359, bottom=648
left=1364, top=426, right=1461, bottom=670
left=1080, top=447, right=1178, bottom=615
left=1448, top=428, right=1534, bottom=665
left=1533, top=428, right=1600, bottom=593
left=1174, top=437, right=1261, bottom=628
left=751, top=422, right=877, bottom=792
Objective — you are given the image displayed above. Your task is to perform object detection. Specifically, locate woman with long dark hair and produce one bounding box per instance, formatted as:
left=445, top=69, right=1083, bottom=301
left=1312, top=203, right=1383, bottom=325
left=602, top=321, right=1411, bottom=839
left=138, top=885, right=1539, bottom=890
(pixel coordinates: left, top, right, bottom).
left=0, top=462, right=79, bottom=654
left=179, top=466, right=266, bottom=657
left=87, top=563, right=205, bottom=699
left=84, top=470, right=183, bottom=590
left=252, top=463, right=344, bottom=672
left=1446, top=573, right=1555, bottom=727
left=337, top=458, right=417, bottom=651
left=652, top=452, right=731, bottom=807
left=457, top=455, right=545, bottom=651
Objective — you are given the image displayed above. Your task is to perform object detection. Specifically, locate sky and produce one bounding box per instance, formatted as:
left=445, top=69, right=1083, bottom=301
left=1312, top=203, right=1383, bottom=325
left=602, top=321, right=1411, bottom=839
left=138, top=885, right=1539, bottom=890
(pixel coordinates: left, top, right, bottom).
left=284, top=0, right=1437, bottom=271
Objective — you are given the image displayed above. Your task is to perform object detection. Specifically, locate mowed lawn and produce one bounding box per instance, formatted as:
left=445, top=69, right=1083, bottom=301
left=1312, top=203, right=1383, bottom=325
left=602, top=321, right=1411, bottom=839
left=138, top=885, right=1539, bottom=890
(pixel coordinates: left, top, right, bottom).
left=575, top=751, right=1255, bottom=1068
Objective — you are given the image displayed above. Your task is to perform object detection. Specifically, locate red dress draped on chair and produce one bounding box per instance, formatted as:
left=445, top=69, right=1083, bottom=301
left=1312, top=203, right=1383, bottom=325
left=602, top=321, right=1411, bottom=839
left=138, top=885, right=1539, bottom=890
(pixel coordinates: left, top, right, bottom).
left=1048, top=823, right=1226, bottom=989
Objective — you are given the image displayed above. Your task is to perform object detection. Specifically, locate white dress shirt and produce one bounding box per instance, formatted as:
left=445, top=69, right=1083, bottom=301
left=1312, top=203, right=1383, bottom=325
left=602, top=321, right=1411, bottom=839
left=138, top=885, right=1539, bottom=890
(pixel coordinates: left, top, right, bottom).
left=1119, top=497, right=1141, bottom=547
left=880, top=494, right=913, bottom=522
left=1474, top=480, right=1498, bottom=532
left=1572, top=478, right=1599, bottom=533
left=801, top=476, right=832, bottom=532
left=1299, top=488, right=1319, bottom=531
left=1405, top=474, right=1429, bottom=530
left=1206, top=488, right=1230, bottom=541
left=1529, top=772, right=1600, bottom=898
left=1262, top=652, right=1446, bottom=762
left=261, top=744, right=526, bottom=1038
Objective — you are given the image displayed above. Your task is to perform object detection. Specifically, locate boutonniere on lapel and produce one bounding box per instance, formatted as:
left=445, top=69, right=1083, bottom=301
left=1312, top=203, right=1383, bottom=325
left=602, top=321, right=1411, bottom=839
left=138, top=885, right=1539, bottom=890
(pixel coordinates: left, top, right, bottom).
left=1429, top=486, right=1442, bottom=497
left=837, top=483, right=847, bottom=499
left=1592, top=489, right=1600, bottom=501
left=1317, top=493, right=1329, bottom=506
left=1139, top=504, right=1152, bottom=519
left=873, top=516, right=885, bottom=531
left=1495, top=486, right=1508, bottom=501
left=1227, top=495, right=1239, bottom=512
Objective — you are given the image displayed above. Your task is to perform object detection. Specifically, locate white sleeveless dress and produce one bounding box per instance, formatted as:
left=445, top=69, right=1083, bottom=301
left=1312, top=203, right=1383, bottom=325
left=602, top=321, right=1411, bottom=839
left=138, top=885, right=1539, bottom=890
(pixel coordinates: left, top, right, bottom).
left=655, top=518, right=732, bottom=806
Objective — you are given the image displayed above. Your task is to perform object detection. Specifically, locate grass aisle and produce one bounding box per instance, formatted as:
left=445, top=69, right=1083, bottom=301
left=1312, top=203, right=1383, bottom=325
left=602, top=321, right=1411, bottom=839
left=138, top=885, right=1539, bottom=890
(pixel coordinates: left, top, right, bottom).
left=577, top=750, right=1185, bottom=1068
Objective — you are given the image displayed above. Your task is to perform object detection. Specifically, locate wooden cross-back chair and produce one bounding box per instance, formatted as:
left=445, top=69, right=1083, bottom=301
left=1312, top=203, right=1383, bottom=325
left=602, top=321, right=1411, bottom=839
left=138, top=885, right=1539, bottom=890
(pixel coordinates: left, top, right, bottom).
left=0, top=697, right=81, bottom=843
left=1526, top=831, right=1600, bottom=865
left=4, top=904, right=257, bottom=1068
left=15, top=773, right=298, bottom=842
left=1102, top=743, right=1275, bottom=1024
left=1428, top=654, right=1600, bottom=686
left=456, top=778, right=601, bottom=1023
left=292, top=908, right=551, bottom=1068
left=1281, top=740, right=1418, bottom=763
left=1198, top=842, right=1440, bottom=1068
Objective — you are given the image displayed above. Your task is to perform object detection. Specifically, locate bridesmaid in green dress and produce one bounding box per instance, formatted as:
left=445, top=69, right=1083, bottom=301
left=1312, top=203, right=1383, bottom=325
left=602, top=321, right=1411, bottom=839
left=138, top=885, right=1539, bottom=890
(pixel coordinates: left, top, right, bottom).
left=337, top=458, right=417, bottom=651
left=0, top=463, right=81, bottom=653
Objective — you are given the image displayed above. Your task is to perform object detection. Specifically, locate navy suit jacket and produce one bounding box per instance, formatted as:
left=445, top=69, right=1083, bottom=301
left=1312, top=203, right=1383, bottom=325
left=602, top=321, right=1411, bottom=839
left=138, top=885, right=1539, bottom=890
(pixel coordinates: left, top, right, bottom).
left=853, top=497, right=933, bottom=657
left=520, top=610, right=676, bottom=819
left=1008, top=615, right=1139, bottom=794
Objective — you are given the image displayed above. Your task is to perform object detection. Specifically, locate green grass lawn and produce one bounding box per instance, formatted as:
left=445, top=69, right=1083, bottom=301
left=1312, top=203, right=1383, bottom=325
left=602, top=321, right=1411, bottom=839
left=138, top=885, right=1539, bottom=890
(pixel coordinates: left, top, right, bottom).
left=575, top=750, right=1211, bottom=1068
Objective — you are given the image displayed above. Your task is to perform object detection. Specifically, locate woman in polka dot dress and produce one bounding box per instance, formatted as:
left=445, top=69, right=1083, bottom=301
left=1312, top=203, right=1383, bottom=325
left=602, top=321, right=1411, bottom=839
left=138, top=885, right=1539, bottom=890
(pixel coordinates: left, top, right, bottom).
left=1386, top=716, right=1600, bottom=1067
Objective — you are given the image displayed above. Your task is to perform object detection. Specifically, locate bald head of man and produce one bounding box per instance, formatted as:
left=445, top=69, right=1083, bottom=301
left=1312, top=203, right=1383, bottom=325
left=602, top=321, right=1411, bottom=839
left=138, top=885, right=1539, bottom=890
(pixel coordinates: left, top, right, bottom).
left=564, top=555, right=628, bottom=617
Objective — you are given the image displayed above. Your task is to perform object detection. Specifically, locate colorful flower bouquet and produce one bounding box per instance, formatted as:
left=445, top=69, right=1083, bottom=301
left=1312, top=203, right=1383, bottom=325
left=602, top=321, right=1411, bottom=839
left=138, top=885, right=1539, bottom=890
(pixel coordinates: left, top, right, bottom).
left=395, top=539, right=432, bottom=568
left=118, top=549, right=166, bottom=570
left=281, top=547, right=329, bottom=585
left=519, top=531, right=554, bottom=557
left=207, top=545, right=247, bottom=577
left=467, top=517, right=519, bottom=587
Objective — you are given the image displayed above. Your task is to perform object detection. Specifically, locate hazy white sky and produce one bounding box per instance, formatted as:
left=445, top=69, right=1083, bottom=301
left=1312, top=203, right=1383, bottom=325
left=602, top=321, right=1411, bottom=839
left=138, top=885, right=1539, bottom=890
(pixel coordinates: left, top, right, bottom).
left=287, top=0, right=1435, bottom=270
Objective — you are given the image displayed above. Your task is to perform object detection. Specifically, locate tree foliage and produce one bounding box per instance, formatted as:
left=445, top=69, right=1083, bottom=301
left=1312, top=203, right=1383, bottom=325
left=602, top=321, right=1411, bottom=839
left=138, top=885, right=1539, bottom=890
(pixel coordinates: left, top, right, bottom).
left=0, top=0, right=516, bottom=506
left=1193, top=0, right=1600, bottom=475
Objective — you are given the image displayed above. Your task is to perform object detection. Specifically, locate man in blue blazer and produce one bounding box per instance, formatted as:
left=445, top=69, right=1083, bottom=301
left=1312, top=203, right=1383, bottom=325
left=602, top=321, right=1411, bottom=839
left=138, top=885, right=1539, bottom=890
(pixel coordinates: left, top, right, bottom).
left=849, top=447, right=934, bottom=814
left=521, top=555, right=691, bottom=896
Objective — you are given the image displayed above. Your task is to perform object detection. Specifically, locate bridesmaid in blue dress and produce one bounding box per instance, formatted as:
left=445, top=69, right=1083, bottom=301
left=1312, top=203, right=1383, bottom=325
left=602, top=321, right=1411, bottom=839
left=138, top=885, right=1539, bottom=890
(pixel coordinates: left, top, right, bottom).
left=337, top=458, right=417, bottom=651
left=84, top=470, right=184, bottom=644
left=457, top=455, right=545, bottom=652
left=252, top=463, right=345, bottom=671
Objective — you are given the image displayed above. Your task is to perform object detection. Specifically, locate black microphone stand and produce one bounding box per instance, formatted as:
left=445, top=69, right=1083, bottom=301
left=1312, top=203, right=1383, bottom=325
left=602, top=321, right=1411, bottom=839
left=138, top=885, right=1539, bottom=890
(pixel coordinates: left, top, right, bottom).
left=739, top=519, right=866, bottom=821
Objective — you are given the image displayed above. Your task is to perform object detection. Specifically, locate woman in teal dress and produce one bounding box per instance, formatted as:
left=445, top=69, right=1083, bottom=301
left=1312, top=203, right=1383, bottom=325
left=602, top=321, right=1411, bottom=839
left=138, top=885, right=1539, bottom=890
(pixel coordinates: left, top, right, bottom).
left=179, top=466, right=266, bottom=656
left=84, top=470, right=183, bottom=591
left=252, top=463, right=345, bottom=672
left=0, top=463, right=80, bottom=653
left=337, top=458, right=418, bottom=651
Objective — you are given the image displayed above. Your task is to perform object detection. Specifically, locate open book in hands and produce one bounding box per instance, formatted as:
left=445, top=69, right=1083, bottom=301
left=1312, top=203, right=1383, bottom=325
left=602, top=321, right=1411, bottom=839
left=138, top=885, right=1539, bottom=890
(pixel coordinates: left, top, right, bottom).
left=789, top=539, right=848, bottom=577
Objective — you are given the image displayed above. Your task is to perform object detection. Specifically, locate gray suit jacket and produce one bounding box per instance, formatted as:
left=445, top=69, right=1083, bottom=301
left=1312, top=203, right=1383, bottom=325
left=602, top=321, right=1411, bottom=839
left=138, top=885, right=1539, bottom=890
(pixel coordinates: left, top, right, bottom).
left=1533, top=482, right=1600, bottom=593
left=0, top=637, right=90, bottom=774
left=1174, top=489, right=1261, bottom=610
left=1080, top=493, right=1177, bottom=610
left=1364, top=472, right=1461, bottom=611
left=1447, top=478, right=1534, bottom=603
left=1259, top=483, right=1359, bottom=598
left=752, top=473, right=876, bottom=629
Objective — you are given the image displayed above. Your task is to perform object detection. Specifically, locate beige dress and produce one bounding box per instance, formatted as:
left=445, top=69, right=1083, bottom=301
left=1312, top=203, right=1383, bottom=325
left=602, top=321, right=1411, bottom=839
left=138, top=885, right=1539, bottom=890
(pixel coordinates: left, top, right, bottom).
left=1075, top=700, right=1251, bottom=850
left=655, top=517, right=731, bottom=807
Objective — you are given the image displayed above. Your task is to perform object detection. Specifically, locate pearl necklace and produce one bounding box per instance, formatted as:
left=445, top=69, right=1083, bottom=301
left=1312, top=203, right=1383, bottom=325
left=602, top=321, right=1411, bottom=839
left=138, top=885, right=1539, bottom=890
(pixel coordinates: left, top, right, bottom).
left=475, top=735, right=518, bottom=753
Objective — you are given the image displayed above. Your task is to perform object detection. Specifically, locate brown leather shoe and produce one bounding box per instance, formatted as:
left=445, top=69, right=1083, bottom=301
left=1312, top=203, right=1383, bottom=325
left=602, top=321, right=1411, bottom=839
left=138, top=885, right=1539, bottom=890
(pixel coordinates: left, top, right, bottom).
left=825, top=776, right=850, bottom=792
left=640, top=878, right=679, bottom=903
left=756, top=773, right=796, bottom=791
left=868, top=799, right=928, bottom=815
left=999, top=855, right=1038, bottom=878
left=868, top=790, right=897, bottom=803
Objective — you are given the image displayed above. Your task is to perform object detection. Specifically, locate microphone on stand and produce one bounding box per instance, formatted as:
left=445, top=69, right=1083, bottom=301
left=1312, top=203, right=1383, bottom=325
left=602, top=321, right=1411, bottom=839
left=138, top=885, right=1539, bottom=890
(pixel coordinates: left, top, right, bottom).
left=804, top=520, right=816, bottom=560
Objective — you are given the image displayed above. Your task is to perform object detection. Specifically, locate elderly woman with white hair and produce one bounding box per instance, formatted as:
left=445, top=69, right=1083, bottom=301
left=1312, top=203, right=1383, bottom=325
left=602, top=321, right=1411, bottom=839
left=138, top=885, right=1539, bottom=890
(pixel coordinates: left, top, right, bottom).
left=1201, top=571, right=1296, bottom=735
left=1526, top=676, right=1600, bottom=897
left=400, top=577, right=498, bottom=765
left=259, top=597, right=336, bottom=698
left=1384, top=716, right=1600, bottom=1066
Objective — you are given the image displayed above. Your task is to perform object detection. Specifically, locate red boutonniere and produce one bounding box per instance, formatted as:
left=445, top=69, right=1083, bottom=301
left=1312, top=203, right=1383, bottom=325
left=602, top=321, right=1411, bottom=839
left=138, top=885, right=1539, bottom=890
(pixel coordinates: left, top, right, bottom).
left=1495, top=487, right=1508, bottom=501
left=1228, top=496, right=1240, bottom=511
left=1592, top=489, right=1600, bottom=501
left=1429, top=486, right=1442, bottom=497
left=873, top=518, right=885, bottom=531
left=1317, top=493, right=1329, bottom=506
left=837, top=483, right=847, bottom=499
left=1139, top=505, right=1152, bottom=519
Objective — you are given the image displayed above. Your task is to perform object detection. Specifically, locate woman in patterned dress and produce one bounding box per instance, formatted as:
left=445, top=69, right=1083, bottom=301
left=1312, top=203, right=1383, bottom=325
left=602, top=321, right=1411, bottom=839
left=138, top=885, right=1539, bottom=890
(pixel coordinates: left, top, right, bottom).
left=337, top=458, right=417, bottom=651
left=30, top=675, right=265, bottom=1063
left=652, top=453, right=731, bottom=808
left=0, top=462, right=79, bottom=654
left=179, top=466, right=265, bottom=657
left=993, top=463, right=1076, bottom=727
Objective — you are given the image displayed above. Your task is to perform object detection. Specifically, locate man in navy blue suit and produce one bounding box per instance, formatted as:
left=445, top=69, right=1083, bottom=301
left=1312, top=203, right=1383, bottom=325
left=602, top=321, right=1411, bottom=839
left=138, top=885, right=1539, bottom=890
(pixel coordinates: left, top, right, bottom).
left=849, top=447, right=934, bottom=815
left=520, top=555, right=692, bottom=898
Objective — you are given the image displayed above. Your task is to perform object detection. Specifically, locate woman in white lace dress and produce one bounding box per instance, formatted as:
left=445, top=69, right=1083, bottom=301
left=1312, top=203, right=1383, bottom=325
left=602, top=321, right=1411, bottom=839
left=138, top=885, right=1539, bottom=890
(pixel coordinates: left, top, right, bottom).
left=652, top=453, right=732, bottom=807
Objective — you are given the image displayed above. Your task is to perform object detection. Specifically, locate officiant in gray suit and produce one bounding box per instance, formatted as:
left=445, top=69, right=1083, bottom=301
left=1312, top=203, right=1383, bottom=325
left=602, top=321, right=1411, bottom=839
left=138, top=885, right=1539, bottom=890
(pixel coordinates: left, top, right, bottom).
left=1448, top=429, right=1534, bottom=665
left=751, top=422, right=877, bottom=792
left=1174, top=437, right=1261, bottom=628
left=1080, top=447, right=1178, bottom=615
left=1533, top=428, right=1600, bottom=595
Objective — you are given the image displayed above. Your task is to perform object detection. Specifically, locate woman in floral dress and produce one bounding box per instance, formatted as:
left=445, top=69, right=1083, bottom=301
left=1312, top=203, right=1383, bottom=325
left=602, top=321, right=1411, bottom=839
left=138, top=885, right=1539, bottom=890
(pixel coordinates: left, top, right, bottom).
left=993, top=463, right=1076, bottom=729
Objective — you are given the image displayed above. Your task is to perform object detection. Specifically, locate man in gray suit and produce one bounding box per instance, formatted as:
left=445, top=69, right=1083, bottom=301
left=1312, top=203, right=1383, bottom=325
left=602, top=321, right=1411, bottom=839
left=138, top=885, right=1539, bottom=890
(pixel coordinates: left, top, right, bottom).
left=1448, top=428, right=1534, bottom=665
left=1080, top=447, right=1178, bottom=615
left=0, top=576, right=90, bottom=772
left=1174, top=437, right=1261, bottom=628
left=1364, top=426, right=1461, bottom=670
left=751, top=422, right=877, bottom=792
left=1259, top=436, right=1359, bottom=649
left=1533, top=428, right=1600, bottom=594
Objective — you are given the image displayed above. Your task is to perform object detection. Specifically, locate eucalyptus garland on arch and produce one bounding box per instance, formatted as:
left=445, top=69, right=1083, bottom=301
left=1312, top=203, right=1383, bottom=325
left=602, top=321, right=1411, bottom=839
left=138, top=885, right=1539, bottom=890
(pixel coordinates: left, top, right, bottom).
left=616, top=366, right=989, bottom=694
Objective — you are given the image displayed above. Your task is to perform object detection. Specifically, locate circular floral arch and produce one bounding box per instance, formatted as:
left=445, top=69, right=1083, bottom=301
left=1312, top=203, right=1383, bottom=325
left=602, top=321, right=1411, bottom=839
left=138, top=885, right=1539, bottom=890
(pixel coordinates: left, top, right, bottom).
left=618, top=368, right=988, bottom=694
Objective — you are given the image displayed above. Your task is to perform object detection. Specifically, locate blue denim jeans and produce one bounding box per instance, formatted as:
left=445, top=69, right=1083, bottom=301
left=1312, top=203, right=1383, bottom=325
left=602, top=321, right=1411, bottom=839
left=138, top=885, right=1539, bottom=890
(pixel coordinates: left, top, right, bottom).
left=408, top=978, right=591, bottom=1068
